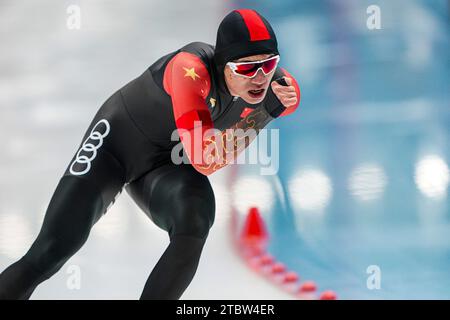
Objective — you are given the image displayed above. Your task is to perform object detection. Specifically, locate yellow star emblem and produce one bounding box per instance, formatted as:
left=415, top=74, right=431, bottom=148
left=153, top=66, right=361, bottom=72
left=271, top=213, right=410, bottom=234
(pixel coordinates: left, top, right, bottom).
left=210, top=98, right=216, bottom=107
left=183, top=67, right=200, bottom=81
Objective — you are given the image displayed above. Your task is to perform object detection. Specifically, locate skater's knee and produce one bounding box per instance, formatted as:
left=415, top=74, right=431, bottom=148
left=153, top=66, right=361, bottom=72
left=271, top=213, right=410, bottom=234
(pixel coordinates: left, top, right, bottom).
left=25, top=231, right=88, bottom=274
left=170, top=184, right=216, bottom=239
left=26, top=175, right=112, bottom=271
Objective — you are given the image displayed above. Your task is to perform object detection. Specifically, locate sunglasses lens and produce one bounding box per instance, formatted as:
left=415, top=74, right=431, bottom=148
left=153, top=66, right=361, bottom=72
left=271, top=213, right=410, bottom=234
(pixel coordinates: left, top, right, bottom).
left=262, top=57, right=278, bottom=73
left=234, top=63, right=259, bottom=77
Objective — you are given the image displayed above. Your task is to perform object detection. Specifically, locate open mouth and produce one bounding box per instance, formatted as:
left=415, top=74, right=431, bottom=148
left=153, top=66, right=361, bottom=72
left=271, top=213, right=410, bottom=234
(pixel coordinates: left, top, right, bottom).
left=248, top=89, right=265, bottom=99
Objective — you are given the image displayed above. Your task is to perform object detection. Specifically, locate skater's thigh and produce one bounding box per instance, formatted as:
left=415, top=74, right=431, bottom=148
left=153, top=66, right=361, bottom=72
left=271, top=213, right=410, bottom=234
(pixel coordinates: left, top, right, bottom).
left=40, top=93, right=131, bottom=238
left=125, top=163, right=215, bottom=236
left=39, top=175, right=118, bottom=241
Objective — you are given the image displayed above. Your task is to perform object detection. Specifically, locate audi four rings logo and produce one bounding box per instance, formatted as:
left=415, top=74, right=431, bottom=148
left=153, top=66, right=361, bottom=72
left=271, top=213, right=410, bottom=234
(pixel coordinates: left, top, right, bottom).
left=69, top=119, right=111, bottom=176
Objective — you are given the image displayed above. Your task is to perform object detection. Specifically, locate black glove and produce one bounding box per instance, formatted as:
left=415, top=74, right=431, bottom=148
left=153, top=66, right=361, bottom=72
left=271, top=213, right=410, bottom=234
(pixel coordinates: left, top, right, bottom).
left=264, top=77, right=289, bottom=118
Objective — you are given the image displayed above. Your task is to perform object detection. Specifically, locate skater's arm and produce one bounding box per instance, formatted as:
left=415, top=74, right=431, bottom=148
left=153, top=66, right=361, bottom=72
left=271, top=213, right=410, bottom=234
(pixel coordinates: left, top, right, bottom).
left=164, top=52, right=275, bottom=176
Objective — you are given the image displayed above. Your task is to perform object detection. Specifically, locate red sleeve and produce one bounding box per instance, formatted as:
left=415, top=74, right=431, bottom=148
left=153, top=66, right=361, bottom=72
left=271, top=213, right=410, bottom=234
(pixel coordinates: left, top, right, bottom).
left=278, top=68, right=301, bottom=117
left=163, top=52, right=216, bottom=175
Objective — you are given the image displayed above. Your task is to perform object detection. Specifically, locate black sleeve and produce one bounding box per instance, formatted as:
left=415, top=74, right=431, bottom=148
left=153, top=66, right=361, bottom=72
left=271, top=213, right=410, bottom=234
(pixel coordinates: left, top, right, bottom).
left=263, top=68, right=289, bottom=118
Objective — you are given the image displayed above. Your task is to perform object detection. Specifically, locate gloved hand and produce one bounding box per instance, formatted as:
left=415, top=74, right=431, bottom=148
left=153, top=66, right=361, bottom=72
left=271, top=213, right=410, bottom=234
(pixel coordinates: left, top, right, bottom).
left=264, top=77, right=297, bottom=118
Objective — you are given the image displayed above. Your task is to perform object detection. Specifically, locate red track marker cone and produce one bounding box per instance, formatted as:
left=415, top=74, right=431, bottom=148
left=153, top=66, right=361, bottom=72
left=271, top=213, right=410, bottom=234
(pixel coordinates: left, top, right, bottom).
left=240, top=207, right=269, bottom=251
left=320, top=290, right=337, bottom=300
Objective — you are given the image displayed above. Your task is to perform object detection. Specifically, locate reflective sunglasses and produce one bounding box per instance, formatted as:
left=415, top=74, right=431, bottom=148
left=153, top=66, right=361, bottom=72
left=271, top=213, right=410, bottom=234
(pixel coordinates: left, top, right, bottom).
left=227, top=55, right=280, bottom=78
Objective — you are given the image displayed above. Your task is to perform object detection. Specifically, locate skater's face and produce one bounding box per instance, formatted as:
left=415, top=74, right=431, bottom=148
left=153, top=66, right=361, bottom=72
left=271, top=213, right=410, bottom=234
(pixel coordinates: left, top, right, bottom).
left=224, top=53, right=278, bottom=104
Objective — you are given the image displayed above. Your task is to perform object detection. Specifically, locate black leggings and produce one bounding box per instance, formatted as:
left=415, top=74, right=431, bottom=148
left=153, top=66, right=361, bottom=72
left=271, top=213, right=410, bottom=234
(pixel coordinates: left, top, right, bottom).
left=0, top=91, right=216, bottom=300
left=0, top=163, right=215, bottom=300
left=126, top=163, right=215, bottom=299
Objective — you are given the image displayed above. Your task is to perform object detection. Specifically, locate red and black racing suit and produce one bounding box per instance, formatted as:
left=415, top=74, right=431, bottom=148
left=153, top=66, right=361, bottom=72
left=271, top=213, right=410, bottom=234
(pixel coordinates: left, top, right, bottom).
left=0, top=41, right=300, bottom=300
